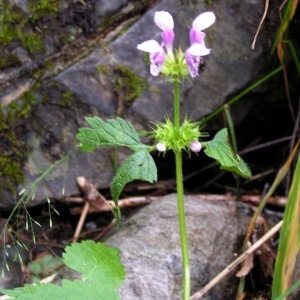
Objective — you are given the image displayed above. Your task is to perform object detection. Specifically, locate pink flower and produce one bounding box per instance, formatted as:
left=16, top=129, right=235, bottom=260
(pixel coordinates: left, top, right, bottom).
left=154, top=11, right=175, bottom=53
left=137, top=11, right=215, bottom=78
left=185, top=12, right=215, bottom=78
left=189, top=12, right=216, bottom=46
left=185, top=44, right=211, bottom=78
left=137, top=11, right=175, bottom=76
left=137, top=40, right=166, bottom=76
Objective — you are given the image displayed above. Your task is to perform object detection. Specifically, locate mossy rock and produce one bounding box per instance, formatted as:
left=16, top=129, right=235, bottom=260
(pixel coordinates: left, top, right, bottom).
left=97, top=64, right=147, bottom=115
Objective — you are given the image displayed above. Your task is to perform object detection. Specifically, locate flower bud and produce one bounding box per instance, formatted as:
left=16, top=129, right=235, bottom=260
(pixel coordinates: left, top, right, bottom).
left=190, top=141, right=202, bottom=153
left=156, top=142, right=167, bottom=152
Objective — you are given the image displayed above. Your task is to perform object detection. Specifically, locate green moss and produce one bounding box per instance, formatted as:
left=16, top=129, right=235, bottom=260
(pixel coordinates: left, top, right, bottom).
left=28, top=0, right=60, bottom=21
left=0, top=23, right=17, bottom=45
left=0, top=4, right=24, bottom=46
left=0, top=155, right=24, bottom=186
left=97, top=64, right=147, bottom=115
left=96, top=64, right=109, bottom=73
left=0, top=0, right=60, bottom=55
left=0, top=121, right=26, bottom=193
left=20, top=32, right=43, bottom=54
left=61, top=91, right=75, bottom=107
left=47, top=81, right=59, bottom=88
left=33, top=62, right=53, bottom=80
left=6, top=91, right=38, bottom=120
left=112, top=65, right=147, bottom=105
left=0, top=54, right=22, bottom=70
left=0, top=89, right=42, bottom=194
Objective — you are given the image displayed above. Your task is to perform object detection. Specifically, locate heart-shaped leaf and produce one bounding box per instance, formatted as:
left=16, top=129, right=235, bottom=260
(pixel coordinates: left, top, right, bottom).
left=203, top=128, right=251, bottom=178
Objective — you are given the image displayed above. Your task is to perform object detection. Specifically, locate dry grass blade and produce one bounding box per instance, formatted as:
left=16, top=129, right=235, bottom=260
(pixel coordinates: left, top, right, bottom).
left=275, top=0, right=299, bottom=63
left=251, top=0, right=269, bottom=49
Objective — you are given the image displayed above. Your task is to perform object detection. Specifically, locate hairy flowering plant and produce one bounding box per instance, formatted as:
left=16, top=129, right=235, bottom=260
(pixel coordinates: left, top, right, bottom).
left=75, top=10, right=251, bottom=299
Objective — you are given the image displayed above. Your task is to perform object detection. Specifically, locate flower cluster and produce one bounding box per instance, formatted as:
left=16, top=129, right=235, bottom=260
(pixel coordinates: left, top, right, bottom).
left=152, top=118, right=207, bottom=153
left=137, top=11, right=215, bottom=80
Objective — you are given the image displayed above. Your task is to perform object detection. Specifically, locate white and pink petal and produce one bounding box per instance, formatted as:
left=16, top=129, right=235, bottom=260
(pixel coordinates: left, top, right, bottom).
left=192, top=12, right=216, bottom=32
left=154, top=11, right=174, bottom=31
left=137, top=40, right=163, bottom=53
left=187, top=43, right=211, bottom=56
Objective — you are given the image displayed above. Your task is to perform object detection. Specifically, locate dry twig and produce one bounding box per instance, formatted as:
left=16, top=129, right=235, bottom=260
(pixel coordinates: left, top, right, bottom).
left=190, top=220, right=283, bottom=300
left=251, top=0, right=269, bottom=49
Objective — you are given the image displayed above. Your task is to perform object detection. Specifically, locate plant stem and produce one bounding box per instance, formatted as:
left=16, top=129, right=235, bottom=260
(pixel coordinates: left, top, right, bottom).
left=175, top=150, right=190, bottom=299
left=173, top=81, right=190, bottom=299
left=173, top=80, right=180, bottom=132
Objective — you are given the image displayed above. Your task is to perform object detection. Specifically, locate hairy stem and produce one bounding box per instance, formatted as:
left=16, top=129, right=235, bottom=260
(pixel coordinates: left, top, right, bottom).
left=173, top=80, right=180, bottom=132
left=175, top=150, right=190, bottom=299
left=173, top=81, right=190, bottom=299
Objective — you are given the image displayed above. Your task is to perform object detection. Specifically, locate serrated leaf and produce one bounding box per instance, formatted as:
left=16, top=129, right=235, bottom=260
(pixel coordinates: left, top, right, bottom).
left=76, top=117, right=146, bottom=152
left=63, top=240, right=125, bottom=290
left=61, top=279, right=120, bottom=300
left=0, top=241, right=125, bottom=300
left=111, top=150, right=157, bottom=208
left=203, top=128, right=251, bottom=178
left=0, top=280, right=118, bottom=300
left=0, top=282, right=62, bottom=300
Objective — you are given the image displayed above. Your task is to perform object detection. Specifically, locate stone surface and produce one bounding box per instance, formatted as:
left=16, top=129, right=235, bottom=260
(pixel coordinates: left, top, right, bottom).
left=105, top=194, right=253, bottom=299
left=0, top=0, right=289, bottom=208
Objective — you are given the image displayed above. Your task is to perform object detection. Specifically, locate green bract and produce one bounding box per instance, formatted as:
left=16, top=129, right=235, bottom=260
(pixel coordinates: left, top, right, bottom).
left=152, top=118, right=205, bottom=152
left=162, top=49, right=189, bottom=82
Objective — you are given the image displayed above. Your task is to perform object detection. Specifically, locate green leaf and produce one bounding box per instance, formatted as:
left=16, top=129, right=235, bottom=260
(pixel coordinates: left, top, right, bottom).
left=111, top=150, right=157, bottom=207
left=76, top=117, right=147, bottom=152
left=76, top=116, right=158, bottom=222
left=272, top=154, right=300, bottom=299
left=202, top=128, right=251, bottom=178
left=29, top=254, right=63, bottom=281
left=0, top=282, right=63, bottom=300
left=63, top=241, right=125, bottom=290
left=0, top=280, right=119, bottom=300
left=273, top=279, right=300, bottom=300
left=0, top=241, right=125, bottom=300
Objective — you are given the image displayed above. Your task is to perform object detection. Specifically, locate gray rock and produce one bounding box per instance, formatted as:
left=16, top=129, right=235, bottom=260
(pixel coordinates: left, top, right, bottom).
left=106, top=194, right=253, bottom=299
